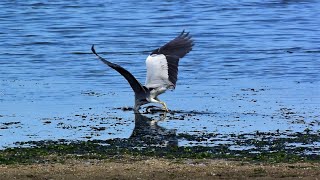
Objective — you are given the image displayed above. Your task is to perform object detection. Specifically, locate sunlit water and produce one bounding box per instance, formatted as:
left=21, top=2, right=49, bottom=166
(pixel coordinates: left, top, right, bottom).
left=0, top=1, right=319, bottom=151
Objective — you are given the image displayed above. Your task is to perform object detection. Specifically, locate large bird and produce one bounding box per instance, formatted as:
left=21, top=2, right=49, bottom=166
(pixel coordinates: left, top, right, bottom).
left=91, top=30, right=194, bottom=112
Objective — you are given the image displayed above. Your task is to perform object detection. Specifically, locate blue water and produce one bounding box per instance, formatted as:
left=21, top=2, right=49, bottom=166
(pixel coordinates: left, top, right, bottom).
left=0, top=1, right=319, bottom=149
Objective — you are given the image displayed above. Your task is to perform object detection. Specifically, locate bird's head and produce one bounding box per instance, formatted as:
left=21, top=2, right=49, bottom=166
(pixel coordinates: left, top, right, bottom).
left=133, top=86, right=150, bottom=111
left=134, top=98, right=149, bottom=111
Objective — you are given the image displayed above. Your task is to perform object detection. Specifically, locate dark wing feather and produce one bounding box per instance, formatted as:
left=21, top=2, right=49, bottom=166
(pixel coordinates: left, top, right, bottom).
left=166, top=55, right=179, bottom=86
left=151, top=30, right=194, bottom=58
left=150, top=30, right=194, bottom=87
left=91, top=45, right=146, bottom=95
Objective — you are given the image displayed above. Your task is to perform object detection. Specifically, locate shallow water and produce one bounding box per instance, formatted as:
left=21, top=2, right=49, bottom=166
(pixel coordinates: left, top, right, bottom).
left=0, top=1, right=319, bottom=152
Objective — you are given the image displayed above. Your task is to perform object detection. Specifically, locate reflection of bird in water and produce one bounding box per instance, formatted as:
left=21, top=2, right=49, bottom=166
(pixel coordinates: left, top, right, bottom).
left=91, top=30, right=194, bottom=112
left=129, top=112, right=178, bottom=148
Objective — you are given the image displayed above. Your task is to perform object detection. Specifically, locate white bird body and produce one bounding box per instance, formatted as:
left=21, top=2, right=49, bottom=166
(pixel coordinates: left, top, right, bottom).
left=145, top=54, right=173, bottom=89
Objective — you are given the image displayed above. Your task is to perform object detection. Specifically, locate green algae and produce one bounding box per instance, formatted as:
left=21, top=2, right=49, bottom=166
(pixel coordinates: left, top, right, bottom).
left=1, top=132, right=319, bottom=165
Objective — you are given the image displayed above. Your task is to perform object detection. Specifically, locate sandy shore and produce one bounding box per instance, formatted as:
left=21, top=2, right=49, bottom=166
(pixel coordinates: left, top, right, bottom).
left=1, top=158, right=319, bottom=180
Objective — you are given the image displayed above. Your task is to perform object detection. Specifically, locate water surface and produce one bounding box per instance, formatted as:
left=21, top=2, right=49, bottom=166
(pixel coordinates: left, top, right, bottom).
left=0, top=1, right=319, bottom=152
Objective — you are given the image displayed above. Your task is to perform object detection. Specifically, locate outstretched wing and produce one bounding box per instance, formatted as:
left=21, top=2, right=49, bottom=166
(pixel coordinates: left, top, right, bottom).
left=91, top=45, right=146, bottom=95
left=151, top=30, right=194, bottom=58
left=145, top=30, right=194, bottom=89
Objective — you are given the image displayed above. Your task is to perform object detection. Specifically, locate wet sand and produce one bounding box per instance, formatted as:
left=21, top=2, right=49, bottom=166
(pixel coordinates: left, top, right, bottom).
left=1, top=158, right=319, bottom=180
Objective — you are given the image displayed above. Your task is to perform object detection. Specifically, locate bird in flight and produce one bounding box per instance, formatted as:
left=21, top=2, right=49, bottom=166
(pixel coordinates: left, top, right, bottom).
left=91, top=30, right=194, bottom=112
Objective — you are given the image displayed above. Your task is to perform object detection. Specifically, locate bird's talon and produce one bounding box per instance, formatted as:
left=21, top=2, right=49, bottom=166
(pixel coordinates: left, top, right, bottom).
left=161, top=104, right=169, bottom=112
left=162, top=107, right=169, bottom=112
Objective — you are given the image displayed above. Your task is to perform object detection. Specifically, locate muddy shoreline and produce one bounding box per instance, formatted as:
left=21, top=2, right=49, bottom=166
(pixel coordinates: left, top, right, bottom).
left=1, top=157, right=319, bottom=180
left=1, top=128, right=319, bottom=179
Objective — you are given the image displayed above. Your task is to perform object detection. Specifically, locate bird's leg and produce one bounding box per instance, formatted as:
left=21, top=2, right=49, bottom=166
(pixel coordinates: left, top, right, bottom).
left=149, top=97, right=169, bottom=112
left=154, top=97, right=169, bottom=111
left=159, top=101, right=169, bottom=112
